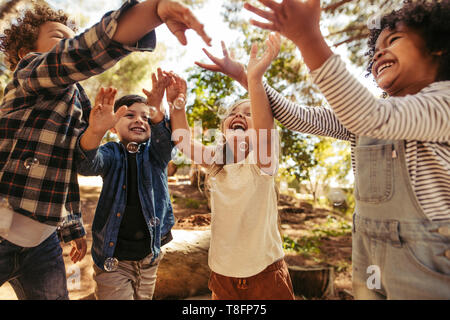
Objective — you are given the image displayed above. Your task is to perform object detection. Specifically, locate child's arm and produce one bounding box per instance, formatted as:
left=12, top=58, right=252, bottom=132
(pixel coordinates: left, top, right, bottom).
left=245, top=0, right=449, bottom=141
left=142, top=68, right=175, bottom=167
left=195, top=40, right=352, bottom=141
left=165, top=72, right=215, bottom=167
left=247, top=33, right=280, bottom=173
left=16, top=0, right=210, bottom=95
left=113, top=0, right=211, bottom=47
left=77, top=87, right=127, bottom=175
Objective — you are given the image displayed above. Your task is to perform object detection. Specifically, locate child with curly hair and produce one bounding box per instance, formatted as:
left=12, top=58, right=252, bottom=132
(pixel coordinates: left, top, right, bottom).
left=199, top=0, right=450, bottom=299
left=0, top=0, right=210, bottom=300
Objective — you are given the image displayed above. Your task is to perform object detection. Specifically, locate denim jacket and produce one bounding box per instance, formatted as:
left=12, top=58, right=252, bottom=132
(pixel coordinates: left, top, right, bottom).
left=76, top=118, right=175, bottom=270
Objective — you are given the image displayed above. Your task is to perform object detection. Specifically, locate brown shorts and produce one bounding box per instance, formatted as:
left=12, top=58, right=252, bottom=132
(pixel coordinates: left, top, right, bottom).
left=208, top=259, right=295, bottom=300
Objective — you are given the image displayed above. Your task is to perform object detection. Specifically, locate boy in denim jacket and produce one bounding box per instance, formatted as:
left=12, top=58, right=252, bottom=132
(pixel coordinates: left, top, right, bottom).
left=77, top=70, right=175, bottom=300
left=0, top=0, right=210, bottom=300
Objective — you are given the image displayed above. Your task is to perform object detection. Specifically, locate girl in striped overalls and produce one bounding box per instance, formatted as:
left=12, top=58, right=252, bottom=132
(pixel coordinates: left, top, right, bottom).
left=198, top=0, right=450, bottom=299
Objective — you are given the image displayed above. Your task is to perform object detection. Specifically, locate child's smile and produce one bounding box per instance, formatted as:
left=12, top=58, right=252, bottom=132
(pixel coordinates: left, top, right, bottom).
left=223, top=102, right=253, bottom=137
left=229, top=117, right=248, bottom=131
left=111, top=103, right=151, bottom=145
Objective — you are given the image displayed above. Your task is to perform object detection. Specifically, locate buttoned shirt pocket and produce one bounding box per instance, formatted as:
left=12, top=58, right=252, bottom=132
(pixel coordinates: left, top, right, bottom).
left=354, top=143, right=394, bottom=203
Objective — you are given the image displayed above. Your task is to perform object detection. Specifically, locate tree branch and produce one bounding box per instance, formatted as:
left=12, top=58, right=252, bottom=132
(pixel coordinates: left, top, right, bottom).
left=323, top=0, right=355, bottom=13
left=332, top=32, right=369, bottom=47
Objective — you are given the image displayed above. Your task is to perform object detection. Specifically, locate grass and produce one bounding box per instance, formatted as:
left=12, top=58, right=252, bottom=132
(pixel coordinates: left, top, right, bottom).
left=282, top=215, right=352, bottom=266
left=172, top=197, right=207, bottom=209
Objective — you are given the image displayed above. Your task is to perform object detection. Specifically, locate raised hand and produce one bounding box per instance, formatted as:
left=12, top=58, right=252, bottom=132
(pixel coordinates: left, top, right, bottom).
left=143, top=68, right=172, bottom=107
left=157, top=0, right=212, bottom=46
left=245, top=0, right=332, bottom=71
left=89, top=87, right=128, bottom=136
left=142, top=68, right=173, bottom=123
left=247, top=33, right=281, bottom=81
left=195, top=41, right=248, bottom=89
left=244, top=0, right=321, bottom=44
left=164, top=71, right=187, bottom=112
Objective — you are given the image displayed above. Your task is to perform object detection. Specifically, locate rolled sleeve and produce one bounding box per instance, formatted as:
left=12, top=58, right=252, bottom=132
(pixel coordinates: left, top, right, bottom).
left=57, top=214, right=86, bottom=243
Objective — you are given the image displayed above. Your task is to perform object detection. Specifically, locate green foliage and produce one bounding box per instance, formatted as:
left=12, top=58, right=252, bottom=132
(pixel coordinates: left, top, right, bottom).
left=80, top=49, right=166, bottom=102
left=186, top=66, right=244, bottom=130
left=282, top=215, right=352, bottom=262
left=311, top=216, right=352, bottom=238
left=283, top=235, right=322, bottom=258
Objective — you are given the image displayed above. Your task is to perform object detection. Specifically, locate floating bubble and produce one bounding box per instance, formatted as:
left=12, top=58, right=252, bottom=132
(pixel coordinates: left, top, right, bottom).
left=104, top=257, right=119, bottom=272
left=149, top=217, right=160, bottom=227
left=239, top=141, right=249, bottom=152
left=24, top=157, right=39, bottom=169
left=126, top=142, right=140, bottom=153
left=217, top=106, right=228, bottom=119
left=171, top=148, right=185, bottom=165
left=327, top=189, right=346, bottom=207
left=148, top=106, right=159, bottom=119
left=173, top=96, right=186, bottom=110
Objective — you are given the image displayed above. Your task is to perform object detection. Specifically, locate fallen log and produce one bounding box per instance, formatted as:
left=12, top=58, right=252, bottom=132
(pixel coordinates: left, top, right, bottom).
left=288, top=265, right=335, bottom=298
left=154, top=229, right=211, bottom=300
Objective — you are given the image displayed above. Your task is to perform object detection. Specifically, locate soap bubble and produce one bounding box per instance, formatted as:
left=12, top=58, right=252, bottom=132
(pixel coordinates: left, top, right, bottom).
left=173, top=96, right=186, bottom=110
left=126, top=142, right=140, bottom=153
left=104, top=257, right=119, bottom=272
left=24, top=157, right=39, bottom=169
left=149, top=217, right=160, bottom=227
left=148, top=106, right=159, bottom=119
left=239, top=141, right=249, bottom=152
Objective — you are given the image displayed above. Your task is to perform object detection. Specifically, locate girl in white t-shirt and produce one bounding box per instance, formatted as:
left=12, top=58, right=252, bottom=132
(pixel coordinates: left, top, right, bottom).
left=167, top=33, right=294, bottom=300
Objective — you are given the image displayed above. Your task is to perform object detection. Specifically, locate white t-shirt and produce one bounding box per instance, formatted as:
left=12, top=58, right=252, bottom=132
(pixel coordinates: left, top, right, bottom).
left=0, top=206, right=56, bottom=247
left=208, top=151, right=284, bottom=278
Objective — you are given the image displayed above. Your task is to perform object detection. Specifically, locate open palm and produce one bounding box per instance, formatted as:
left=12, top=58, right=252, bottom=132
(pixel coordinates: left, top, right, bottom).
left=247, top=33, right=281, bottom=80
left=89, top=87, right=127, bottom=136
left=195, top=41, right=248, bottom=89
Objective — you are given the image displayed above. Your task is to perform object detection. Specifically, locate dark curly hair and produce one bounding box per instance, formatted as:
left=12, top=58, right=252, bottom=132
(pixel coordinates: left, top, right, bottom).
left=0, top=4, right=77, bottom=71
left=366, top=0, right=450, bottom=81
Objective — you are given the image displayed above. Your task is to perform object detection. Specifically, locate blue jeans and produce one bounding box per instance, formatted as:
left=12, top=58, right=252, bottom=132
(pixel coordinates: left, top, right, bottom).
left=0, top=232, right=69, bottom=300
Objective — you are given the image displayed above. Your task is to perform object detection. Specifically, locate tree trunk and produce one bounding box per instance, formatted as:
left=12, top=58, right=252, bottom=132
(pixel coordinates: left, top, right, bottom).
left=288, top=266, right=335, bottom=298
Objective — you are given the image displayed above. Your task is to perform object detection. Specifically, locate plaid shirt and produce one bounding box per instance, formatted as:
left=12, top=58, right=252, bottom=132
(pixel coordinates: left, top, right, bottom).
left=0, top=0, right=156, bottom=241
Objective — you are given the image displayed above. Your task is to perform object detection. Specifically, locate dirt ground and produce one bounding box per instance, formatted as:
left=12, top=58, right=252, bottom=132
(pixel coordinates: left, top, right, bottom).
left=0, top=175, right=353, bottom=300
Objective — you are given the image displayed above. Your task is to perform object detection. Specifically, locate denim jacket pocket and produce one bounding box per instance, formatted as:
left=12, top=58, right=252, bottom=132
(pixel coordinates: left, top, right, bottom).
left=354, top=143, right=394, bottom=203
